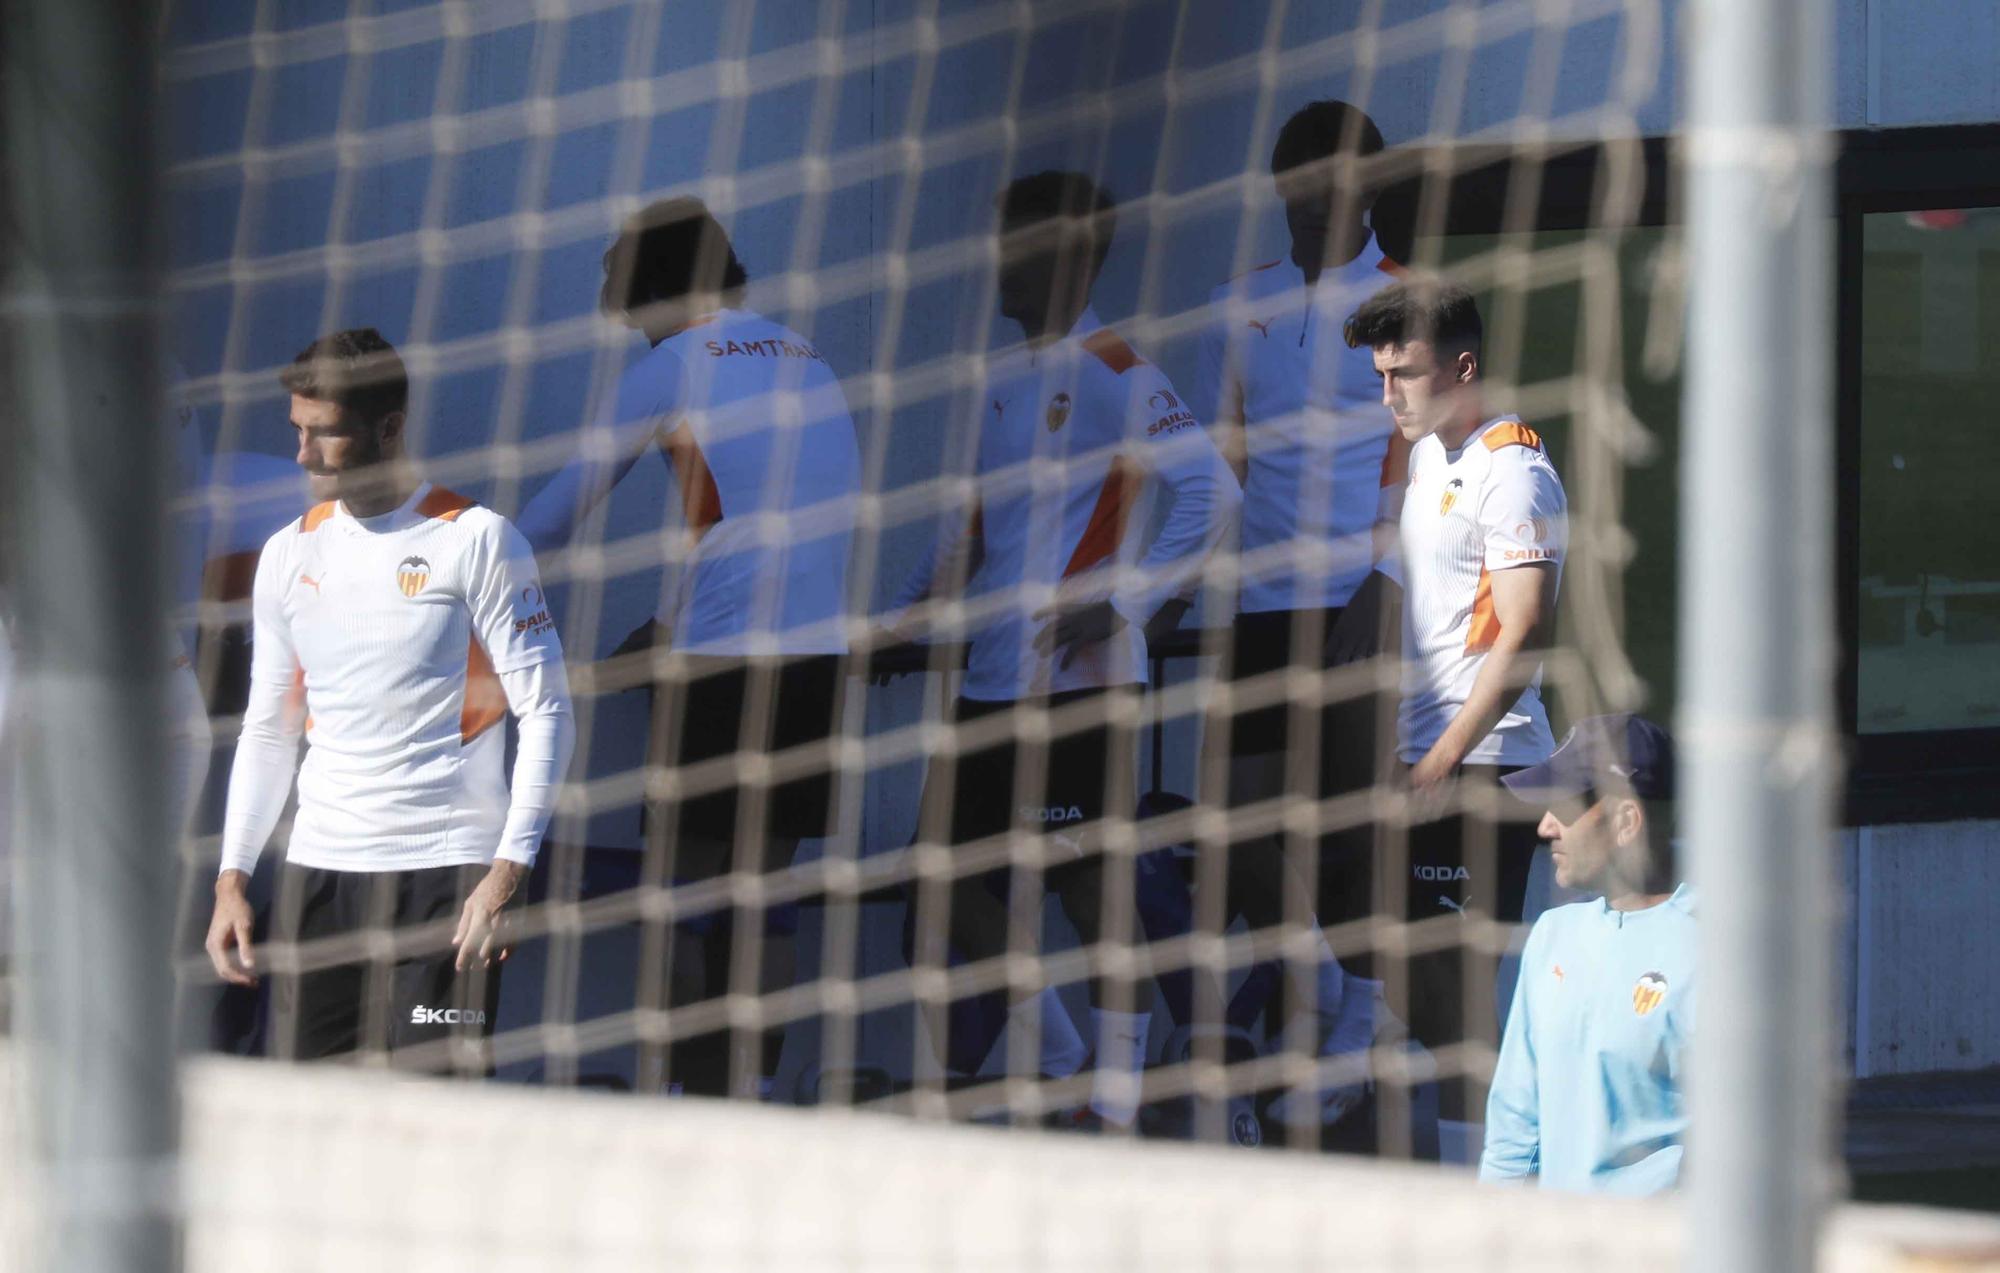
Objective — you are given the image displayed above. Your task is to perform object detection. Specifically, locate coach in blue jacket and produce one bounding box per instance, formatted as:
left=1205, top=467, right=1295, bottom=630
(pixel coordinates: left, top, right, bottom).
left=1479, top=714, right=1692, bottom=1193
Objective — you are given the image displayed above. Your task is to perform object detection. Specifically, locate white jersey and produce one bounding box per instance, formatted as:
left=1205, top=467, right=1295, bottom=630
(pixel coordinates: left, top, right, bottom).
left=518, top=308, right=860, bottom=656
left=898, top=308, right=1239, bottom=700
left=1399, top=417, right=1566, bottom=766
left=1192, top=234, right=1405, bottom=614
left=221, top=484, right=568, bottom=873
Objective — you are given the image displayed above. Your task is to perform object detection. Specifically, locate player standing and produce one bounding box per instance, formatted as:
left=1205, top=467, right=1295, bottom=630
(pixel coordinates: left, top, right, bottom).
left=1182, top=99, right=1409, bottom=1136
left=1343, top=278, right=1567, bottom=1136
left=516, top=198, right=861, bottom=1098
left=1481, top=714, right=1692, bottom=1192
left=203, top=329, right=575, bottom=1071
left=884, top=171, right=1240, bottom=1132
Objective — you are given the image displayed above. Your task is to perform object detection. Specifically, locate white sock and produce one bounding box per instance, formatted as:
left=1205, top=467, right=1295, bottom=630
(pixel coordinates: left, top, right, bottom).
left=1011, top=989, right=1088, bottom=1079
left=1089, top=1009, right=1152, bottom=1126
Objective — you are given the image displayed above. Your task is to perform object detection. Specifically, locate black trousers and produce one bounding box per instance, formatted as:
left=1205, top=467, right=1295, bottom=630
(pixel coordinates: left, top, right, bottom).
left=269, top=862, right=501, bottom=1074
left=908, top=688, right=1140, bottom=1075
left=1322, top=761, right=1541, bottom=1122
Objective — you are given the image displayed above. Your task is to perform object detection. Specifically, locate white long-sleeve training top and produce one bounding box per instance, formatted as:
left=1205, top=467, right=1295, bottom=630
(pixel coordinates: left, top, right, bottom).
left=219, top=483, right=575, bottom=875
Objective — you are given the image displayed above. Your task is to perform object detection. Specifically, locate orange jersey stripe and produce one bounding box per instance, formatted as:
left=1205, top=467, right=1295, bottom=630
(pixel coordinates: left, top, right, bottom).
left=460, top=639, right=507, bottom=743
left=300, top=501, right=338, bottom=533
left=1464, top=567, right=1502, bottom=655
left=663, top=420, right=724, bottom=537
left=1062, top=457, right=1141, bottom=578
left=287, top=664, right=312, bottom=733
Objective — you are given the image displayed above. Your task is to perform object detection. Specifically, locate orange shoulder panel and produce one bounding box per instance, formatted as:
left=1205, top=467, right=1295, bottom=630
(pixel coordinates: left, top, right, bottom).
left=416, top=485, right=478, bottom=522
left=300, top=501, right=338, bottom=533
left=1378, top=256, right=1404, bottom=277
left=1481, top=422, right=1545, bottom=454
left=1082, top=328, right=1147, bottom=375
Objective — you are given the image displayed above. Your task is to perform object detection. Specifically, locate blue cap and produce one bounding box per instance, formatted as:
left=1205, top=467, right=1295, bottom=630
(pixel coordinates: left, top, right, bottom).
left=1501, top=714, right=1676, bottom=805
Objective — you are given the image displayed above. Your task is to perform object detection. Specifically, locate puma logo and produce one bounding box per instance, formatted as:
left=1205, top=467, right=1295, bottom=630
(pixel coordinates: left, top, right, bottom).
left=1438, top=896, right=1466, bottom=915
left=298, top=573, right=322, bottom=596
left=1247, top=317, right=1274, bottom=338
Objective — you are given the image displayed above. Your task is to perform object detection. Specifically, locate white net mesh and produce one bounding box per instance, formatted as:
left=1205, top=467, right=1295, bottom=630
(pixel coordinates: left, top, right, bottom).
left=161, top=0, right=1676, bottom=1136
left=3, top=0, right=1860, bottom=1262
left=10, top=1049, right=2000, bottom=1271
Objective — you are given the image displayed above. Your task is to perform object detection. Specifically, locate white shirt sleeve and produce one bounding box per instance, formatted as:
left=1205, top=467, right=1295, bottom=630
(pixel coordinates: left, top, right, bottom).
left=492, top=659, right=574, bottom=868
left=1480, top=445, right=1567, bottom=572
left=1107, top=367, right=1242, bottom=627
left=468, top=517, right=566, bottom=673
left=218, top=534, right=305, bottom=876
left=468, top=516, right=573, bottom=867
left=514, top=350, right=686, bottom=555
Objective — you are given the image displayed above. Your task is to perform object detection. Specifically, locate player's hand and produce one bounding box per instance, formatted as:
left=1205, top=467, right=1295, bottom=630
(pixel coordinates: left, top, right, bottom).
left=1031, top=599, right=1128, bottom=669
left=205, top=871, right=258, bottom=987
left=1405, top=751, right=1458, bottom=824
left=1326, top=571, right=1402, bottom=668
left=453, top=860, right=528, bottom=971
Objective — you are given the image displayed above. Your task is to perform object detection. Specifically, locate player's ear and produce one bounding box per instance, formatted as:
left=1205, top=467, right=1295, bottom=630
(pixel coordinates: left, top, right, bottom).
left=1612, top=797, right=1645, bottom=848
left=1455, top=349, right=1478, bottom=384
left=376, top=409, right=407, bottom=450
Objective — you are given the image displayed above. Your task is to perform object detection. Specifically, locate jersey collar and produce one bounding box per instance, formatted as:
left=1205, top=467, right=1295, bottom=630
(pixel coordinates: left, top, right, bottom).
left=336, top=480, right=432, bottom=534
left=1025, top=305, right=1104, bottom=368
left=1593, top=881, right=1696, bottom=925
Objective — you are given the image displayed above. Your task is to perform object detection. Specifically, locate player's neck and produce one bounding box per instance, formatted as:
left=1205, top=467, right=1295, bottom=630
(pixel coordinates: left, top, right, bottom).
left=1015, top=285, right=1092, bottom=349
left=337, top=464, right=420, bottom=520
left=1608, top=886, right=1675, bottom=913
left=1291, top=219, right=1369, bottom=286
left=1433, top=402, right=1487, bottom=452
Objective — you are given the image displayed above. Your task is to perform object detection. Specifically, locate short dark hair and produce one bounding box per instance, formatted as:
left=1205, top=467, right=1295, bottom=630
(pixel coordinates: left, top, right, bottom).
left=1637, top=797, right=1679, bottom=889
left=997, top=170, right=1118, bottom=274
left=602, top=196, right=749, bottom=317
left=1271, top=99, right=1384, bottom=177
left=1343, top=277, right=1483, bottom=361
left=278, top=328, right=408, bottom=425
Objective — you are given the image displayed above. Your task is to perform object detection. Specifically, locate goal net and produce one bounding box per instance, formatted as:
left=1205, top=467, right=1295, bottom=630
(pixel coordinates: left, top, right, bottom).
left=0, top=0, right=1913, bottom=1266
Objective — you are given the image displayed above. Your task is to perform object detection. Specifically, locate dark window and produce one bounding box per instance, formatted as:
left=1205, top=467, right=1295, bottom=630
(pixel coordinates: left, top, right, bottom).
left=1854, top=207, right=2000, bottom=736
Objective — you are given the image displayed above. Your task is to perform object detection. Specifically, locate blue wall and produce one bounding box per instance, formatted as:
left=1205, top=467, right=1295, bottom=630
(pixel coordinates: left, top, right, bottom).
left=163, top=0, right=1997, bottom=853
